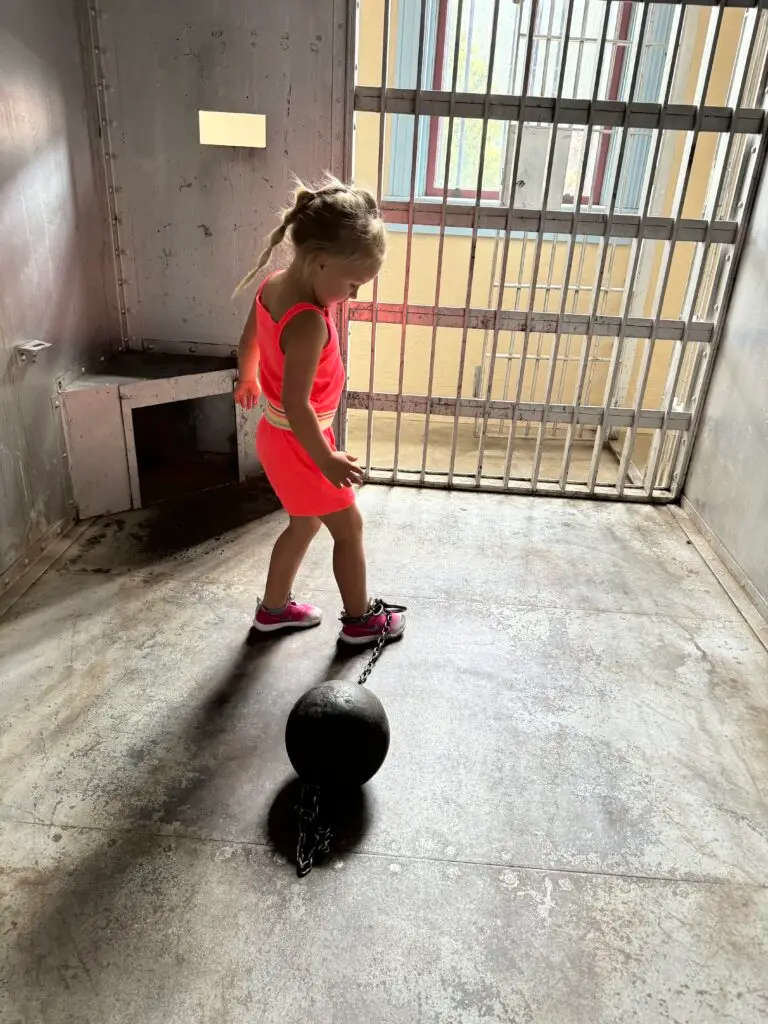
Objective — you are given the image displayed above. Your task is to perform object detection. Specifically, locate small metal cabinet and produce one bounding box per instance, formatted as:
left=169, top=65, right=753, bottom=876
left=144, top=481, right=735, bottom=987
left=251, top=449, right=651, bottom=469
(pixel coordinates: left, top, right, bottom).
left=60, top=354, right=260, bottom=517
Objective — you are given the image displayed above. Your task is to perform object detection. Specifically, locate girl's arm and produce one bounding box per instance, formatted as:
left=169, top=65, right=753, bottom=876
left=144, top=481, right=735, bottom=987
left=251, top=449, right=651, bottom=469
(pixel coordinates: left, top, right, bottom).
left=282, top=310, right=363, bottom=489
left=235, top=298, right=261, bottom=408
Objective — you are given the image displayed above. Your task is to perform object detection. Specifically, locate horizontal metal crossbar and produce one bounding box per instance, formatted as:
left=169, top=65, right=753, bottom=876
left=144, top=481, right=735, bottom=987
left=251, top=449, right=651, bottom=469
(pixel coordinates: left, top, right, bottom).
left=361, top=471, right=674, bottom=502
left=348, top=302, right=715, bottom=343
left=355, top=88, right=765, bottom=134
left=346, top=391, right=692, bottom=431
left=380, top=201, right=739, bottom=242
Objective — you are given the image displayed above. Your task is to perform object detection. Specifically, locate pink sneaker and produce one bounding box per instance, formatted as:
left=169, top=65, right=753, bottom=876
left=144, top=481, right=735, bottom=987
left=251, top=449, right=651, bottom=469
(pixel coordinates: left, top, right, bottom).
left=340, top=599, right=407, bottom=646
left=253, top=597, right=323, bottom=633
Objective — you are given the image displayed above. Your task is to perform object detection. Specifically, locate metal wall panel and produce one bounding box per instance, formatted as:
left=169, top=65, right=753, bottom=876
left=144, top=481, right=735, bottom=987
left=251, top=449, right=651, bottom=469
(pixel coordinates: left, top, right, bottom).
left=0, top=0, right=116, bottom=577
left=61, top=385, right=132, bottom=518
left=683, top=160, right=768, bottom=611
left=94, top=0, right=349, bottom=348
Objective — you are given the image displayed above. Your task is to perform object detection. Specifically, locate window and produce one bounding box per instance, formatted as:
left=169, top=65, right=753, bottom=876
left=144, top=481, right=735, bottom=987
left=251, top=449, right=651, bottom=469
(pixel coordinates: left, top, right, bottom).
left=388, top=0, right=675, bottom=212
left=425, top=0, right=518, bottom=199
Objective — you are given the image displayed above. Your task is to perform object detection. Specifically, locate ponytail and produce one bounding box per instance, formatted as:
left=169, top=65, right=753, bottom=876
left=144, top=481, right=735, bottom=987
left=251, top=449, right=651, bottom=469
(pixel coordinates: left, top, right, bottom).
left=231, top=185, right=316, bottom=299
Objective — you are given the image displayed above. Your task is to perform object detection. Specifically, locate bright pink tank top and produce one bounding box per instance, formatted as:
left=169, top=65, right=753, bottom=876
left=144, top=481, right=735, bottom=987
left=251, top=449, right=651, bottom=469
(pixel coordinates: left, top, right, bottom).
left=255, top=275, right=345, bottom=430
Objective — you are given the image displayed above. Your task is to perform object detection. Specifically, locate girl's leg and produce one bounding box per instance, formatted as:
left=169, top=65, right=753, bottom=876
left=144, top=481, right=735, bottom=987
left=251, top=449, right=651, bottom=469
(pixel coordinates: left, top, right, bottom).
left=320, top=505, right=368, bottom=619
left=321, top=504, right=407, bottom=645
left=262, top=515, right=322, bottom=610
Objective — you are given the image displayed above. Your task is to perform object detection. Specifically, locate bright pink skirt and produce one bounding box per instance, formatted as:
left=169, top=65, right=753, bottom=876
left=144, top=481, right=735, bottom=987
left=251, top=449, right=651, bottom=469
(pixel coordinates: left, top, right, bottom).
left=256, top=418, right=357, bottom=518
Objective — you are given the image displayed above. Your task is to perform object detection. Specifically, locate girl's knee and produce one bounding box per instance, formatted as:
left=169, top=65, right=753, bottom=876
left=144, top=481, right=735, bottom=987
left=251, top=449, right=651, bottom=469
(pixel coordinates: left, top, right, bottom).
left=345, top=504, right=363, bottom=534
left=322, top=503, right=363, bottom=540
left=289, top=515, right=322, bottom=538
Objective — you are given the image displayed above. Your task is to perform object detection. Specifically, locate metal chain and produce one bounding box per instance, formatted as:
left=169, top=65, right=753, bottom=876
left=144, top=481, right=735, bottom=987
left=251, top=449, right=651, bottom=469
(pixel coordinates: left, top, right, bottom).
left=356, top=604, right=393, bottom=686
left=295, top=783, right=332, bottom=878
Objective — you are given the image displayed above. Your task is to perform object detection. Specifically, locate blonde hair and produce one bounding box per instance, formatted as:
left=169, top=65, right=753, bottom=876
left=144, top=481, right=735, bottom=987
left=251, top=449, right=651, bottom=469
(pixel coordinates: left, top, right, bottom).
left=233, top=174, right=386, bottom=298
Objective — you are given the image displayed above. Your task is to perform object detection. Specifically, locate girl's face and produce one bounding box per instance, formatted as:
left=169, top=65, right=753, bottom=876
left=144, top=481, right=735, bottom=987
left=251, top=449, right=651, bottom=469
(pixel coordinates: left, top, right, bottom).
left=308, top=254, right=383, bottom=307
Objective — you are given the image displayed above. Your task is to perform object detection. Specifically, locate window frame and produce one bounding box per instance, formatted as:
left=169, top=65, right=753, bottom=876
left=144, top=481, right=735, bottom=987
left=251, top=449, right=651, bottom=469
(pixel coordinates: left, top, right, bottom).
left=423, top=0, right=503, bottom=200
left=387, top=0, right=673, bottom=214
left=589, top=1, right=633, bottom=206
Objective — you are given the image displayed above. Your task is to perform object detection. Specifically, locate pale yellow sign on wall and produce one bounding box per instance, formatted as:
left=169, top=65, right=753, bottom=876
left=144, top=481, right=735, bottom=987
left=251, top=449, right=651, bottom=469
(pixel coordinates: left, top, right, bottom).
left=198, top=111, right=266, bottom=149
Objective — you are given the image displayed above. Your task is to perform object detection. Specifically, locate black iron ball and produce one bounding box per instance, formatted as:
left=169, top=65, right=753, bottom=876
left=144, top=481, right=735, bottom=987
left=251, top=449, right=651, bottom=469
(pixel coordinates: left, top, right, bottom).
left=285, top=680, right=390, bottom=788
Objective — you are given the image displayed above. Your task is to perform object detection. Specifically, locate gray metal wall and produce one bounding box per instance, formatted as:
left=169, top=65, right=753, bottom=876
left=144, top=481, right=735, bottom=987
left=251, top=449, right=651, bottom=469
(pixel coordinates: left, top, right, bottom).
left=0, top=0, right=116, bottom=576
left=684, top=165, right=768, bottom=612
left=95, top=0, right=349, bottom=351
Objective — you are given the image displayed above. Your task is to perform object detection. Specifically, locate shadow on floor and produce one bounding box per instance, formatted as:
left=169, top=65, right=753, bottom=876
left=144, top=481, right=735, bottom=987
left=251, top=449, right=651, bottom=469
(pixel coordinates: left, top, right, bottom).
left=267, top=778, right=372, bottom=867
left=64, top=478, right=282, bottom=571
left=199, top=627, right=279, bottom=714
left=6, top=628, right=314, bottom=1008
left=119, top=479, right=282, bottom=561
left=322, top=640, right=369, bottom=683
left=2, top=479, right=282, bottom=628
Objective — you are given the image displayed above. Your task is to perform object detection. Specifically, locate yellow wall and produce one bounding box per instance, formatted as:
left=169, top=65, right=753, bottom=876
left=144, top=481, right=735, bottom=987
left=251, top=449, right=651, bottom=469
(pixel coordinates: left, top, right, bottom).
left=350, top=233, right=629, bottom=407
left=351, top=1, right=747, bottom=432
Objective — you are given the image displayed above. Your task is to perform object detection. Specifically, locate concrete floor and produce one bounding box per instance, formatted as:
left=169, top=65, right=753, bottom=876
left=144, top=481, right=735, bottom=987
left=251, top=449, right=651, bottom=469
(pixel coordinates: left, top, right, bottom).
left=1, top=484, right=768, bottom=1023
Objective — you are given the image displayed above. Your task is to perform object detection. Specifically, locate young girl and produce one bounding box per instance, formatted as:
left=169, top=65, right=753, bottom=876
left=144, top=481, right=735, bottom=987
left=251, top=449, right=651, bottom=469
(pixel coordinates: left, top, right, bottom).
left=234, top=176, right=406, bottom=646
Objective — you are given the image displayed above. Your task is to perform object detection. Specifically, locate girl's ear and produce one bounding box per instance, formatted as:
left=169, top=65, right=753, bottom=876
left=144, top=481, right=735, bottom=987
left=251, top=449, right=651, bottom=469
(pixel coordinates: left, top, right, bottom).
left=303, top=252, right=324, bottom=274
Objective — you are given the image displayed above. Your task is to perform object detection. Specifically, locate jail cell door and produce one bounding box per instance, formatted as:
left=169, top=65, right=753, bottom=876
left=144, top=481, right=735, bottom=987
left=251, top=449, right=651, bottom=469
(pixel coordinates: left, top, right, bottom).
left=341, top=0, right=768, bottom=499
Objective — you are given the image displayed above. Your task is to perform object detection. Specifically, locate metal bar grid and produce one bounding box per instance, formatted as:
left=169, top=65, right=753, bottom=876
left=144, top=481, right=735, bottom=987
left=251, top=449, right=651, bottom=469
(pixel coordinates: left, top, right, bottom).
left=585, top=2, right=732, bottom=491
left=420, top=0, right=468, bottom=482
left=497, top=0, right=587, bottom=482
left=539, top=2, right=685, bottom=464
left=473, top=0, right=547, bottom=484
left=334, top=0, right=361, bottom=451
left=651, top=6, right=768, bottom=493
left=542, top=1, right=618, bottom=447
left=477, top=1, right=531, bottom=436
left=520, top=241, right=560, bottom=441
left=362, top=0, right=393, bottom=472
left=446, top=0, right=505, bottom=485
left=614, top=0, right=730, bottom=493
left=392, top=0, right=429, bottom=475
left=599, top=2, right=691, bottom=492
left=348, top=0, right=768, bottom=499
left=559, top=2, right=655, bottom=491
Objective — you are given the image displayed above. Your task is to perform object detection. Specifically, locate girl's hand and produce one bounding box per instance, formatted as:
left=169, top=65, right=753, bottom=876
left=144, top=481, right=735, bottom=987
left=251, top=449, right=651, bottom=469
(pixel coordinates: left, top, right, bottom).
left=235, top=378, right=260, bottom=410
left=322, top=451, right=364, bottom=488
